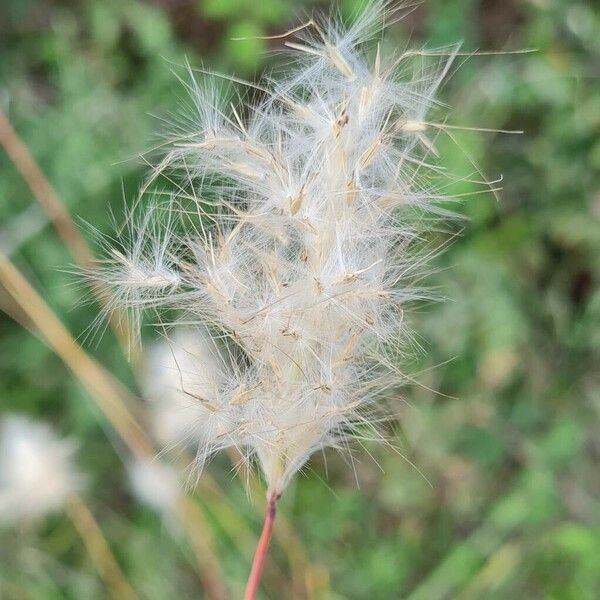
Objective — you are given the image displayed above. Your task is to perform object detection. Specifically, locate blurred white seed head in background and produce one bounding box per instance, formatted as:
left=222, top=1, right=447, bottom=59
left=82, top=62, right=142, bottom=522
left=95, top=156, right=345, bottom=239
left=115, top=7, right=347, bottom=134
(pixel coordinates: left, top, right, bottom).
left=0, top=415, right=81, bottom=523
left=128, top=459, right=181, bottom=518
left=142, top=328, right=230, bottom=452
left=94, top=1, right=464, bottom=495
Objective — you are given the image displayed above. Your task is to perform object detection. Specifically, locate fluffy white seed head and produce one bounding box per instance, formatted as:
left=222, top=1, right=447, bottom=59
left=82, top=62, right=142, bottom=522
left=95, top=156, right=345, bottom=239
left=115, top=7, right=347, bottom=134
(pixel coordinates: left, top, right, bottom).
left=96, top=2, right=462, bottom=495
left=0, top=415, right=81, bottom=523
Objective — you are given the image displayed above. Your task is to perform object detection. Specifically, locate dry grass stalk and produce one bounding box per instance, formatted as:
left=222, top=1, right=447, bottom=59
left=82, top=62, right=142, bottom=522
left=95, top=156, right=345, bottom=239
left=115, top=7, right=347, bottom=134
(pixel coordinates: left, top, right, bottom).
left=66, top=493, right=140, bottom=600
left=0, top=108, right=134, bottom=354
left=0, top=252, right=228, bottom=600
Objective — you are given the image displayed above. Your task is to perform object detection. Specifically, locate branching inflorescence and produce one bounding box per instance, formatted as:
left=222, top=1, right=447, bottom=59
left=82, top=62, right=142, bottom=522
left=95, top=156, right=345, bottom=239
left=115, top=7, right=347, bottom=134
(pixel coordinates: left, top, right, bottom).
left=91, top=3, right=462, bottom=593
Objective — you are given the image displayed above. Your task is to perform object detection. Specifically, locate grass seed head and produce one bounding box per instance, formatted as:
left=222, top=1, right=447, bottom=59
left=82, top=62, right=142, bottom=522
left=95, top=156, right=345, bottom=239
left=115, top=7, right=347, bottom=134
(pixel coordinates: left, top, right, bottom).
left=96, top=1, right=460, bottom=495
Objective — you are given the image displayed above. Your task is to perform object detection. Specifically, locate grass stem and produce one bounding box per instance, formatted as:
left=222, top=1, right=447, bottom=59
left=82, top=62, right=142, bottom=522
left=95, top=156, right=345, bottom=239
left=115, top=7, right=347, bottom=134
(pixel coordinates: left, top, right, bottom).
left=0, top=108, right=134, bottom=356
left=66, top=493, right=139, bottom=600
left=243, top=492, right=279, bottom=600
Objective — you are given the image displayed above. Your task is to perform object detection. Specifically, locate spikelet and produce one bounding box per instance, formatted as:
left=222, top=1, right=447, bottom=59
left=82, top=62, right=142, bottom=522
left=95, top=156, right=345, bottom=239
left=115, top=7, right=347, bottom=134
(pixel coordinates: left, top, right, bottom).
left=94, top=2, right=460, bottom=496
left=83, top=200, right=181, bottom=347
left=0, top=415, right=81, bottom=523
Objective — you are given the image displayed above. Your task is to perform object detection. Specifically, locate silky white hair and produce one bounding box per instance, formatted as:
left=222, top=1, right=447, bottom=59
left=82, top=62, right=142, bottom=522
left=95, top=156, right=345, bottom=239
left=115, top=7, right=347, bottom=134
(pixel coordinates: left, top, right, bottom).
left=92, top=2, right=461, bottom=495
left=0, top=415, right=81, bottom=523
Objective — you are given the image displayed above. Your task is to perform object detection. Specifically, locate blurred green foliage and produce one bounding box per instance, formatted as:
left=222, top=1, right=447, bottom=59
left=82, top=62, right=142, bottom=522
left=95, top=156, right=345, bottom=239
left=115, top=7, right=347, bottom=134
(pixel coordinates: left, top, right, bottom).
left=1, top=0, right=599, bottom=598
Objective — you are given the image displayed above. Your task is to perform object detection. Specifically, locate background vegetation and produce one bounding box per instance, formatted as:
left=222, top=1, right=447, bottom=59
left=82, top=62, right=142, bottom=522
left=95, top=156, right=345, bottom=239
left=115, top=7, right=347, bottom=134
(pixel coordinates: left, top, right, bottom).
left=1, top=0, right=599, bottom=598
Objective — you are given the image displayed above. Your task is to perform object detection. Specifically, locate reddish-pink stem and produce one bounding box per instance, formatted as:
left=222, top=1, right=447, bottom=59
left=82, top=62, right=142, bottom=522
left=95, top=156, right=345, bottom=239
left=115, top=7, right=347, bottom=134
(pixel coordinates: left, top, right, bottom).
left=243, top=492, right=279, bottom=600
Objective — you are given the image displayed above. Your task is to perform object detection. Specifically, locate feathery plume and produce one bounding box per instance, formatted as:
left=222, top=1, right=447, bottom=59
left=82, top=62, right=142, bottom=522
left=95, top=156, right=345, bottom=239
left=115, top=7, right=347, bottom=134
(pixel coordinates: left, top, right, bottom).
left=96, top=1, right=456, bottom=496
left=92, top=2, right=465, bottom=595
